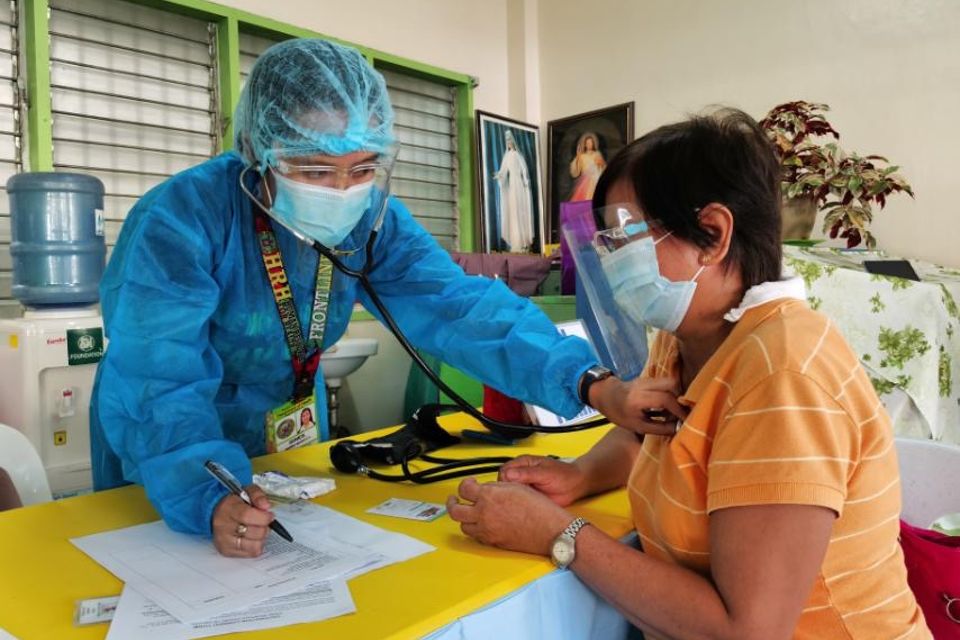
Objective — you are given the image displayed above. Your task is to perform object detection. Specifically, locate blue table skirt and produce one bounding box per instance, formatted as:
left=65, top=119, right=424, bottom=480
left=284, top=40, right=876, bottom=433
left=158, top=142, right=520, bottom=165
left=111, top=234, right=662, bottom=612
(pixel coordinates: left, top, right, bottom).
left=424, top=534, right=641, bottom=640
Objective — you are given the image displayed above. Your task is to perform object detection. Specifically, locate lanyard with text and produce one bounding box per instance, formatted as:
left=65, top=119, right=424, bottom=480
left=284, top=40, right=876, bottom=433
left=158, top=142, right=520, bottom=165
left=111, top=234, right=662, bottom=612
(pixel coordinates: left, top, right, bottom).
left=254, top=211, right=334, bottom=400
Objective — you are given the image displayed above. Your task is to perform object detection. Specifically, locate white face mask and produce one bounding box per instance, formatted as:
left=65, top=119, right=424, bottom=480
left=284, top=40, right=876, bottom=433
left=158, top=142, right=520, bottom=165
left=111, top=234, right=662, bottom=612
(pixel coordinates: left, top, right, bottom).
left=269, top=171, right=373, bottom=247
left=600, top=232, right=706, bottom=333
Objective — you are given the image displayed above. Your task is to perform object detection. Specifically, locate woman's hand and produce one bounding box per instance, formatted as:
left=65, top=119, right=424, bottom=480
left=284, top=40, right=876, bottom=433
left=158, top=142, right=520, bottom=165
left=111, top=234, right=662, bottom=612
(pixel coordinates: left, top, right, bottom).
left=211, top=484, right=274, bottom=558
left=589, top=376, right=688, bottom=436
left=446, top=478, right=573, bottom=555
left=498, top=455, right=588, bottom=506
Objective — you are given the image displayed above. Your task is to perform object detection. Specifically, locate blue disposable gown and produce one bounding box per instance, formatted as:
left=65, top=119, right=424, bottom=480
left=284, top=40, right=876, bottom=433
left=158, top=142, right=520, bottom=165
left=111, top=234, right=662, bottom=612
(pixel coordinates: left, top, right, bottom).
left=90, top=152, right=596, bottom=536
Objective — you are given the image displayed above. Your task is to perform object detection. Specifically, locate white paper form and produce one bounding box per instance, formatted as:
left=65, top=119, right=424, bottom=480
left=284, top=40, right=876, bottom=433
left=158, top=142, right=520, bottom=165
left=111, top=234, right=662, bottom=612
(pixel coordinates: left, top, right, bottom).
left=525, top=320, right=602, bottom=428
left=106, top=581, right=354, bottom=640
left=274, top=501, right=435, bottom=576
left=72, top=521, right=374, bottom=624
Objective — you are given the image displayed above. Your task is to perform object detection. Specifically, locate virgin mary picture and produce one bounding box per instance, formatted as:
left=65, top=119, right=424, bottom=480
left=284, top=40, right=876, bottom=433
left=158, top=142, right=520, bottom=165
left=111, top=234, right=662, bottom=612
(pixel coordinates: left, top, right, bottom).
left=494, top=130, right=534, bottom=252
left=475, top=111, right=545, bottom=254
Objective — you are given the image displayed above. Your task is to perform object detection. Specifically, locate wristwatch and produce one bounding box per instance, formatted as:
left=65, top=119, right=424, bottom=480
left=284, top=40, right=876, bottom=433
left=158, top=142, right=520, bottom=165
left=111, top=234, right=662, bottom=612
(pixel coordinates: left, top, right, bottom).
left=578, top=365, right=613, bottom=407
left=551, top=517, right=590, bottom=570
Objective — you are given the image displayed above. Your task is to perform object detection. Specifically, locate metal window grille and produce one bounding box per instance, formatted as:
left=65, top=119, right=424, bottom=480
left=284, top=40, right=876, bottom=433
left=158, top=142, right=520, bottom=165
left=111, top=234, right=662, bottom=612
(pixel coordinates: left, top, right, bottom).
left=238, top=31, right=460, bottom=250
left=47, top=0, right=217, bottom=271
left=0, top=0, right=21, bottom=317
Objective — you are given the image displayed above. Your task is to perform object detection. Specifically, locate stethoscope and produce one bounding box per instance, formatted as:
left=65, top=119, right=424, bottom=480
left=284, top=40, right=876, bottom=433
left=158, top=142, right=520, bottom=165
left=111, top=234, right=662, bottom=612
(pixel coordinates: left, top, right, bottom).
left=240, top=162, right=610, bottom=482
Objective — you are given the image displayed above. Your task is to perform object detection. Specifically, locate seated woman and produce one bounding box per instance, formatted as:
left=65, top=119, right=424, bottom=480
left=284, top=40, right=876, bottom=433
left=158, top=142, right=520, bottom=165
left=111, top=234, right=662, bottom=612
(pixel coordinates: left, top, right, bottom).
left=447, top=109, right=929, bottom=639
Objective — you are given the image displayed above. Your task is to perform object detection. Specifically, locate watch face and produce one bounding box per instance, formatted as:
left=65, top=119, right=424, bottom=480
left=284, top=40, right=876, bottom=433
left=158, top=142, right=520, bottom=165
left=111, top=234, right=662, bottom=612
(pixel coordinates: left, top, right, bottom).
left=552, top=536, right=575, bottom=567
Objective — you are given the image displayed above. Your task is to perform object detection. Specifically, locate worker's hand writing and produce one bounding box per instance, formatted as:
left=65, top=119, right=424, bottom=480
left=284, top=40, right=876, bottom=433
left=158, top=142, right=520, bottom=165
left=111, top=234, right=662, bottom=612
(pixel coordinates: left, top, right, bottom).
left=589, top=375, right=688, bottom=436
left=212, top=484, right=274, bottom=558
left=498, top=455, right=587, bottom=506
left=446, top=477, right=572, bottom=555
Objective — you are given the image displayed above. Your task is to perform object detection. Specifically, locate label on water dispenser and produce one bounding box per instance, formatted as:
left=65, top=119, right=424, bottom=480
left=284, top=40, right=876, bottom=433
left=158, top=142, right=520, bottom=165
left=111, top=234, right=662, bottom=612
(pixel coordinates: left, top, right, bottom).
left=66, top=327, right=104, bottom=366
left=95, top=208, right=105, bottom=236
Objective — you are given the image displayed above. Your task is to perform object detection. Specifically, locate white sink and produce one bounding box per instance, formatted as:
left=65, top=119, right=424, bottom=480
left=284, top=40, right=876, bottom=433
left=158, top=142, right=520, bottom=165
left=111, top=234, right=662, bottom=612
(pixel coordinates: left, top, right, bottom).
left=320, top=338, right=379, bottom=387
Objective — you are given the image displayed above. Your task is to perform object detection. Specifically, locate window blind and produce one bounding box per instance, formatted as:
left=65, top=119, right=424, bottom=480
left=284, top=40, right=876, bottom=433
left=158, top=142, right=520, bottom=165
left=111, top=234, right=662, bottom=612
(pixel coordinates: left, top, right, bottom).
left=238, top=30, right=278, bottom=88
left=379, top=67, right=459, bottom=250
left=0, top=0, right=21, bottom=317
left=47, top=0, right=216, bottom=279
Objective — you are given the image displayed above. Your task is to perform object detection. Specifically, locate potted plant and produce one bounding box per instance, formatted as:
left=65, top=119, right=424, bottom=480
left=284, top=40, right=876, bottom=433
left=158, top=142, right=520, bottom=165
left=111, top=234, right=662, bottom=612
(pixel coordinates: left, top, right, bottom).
left=759, top=101, right=914, bottom=248
left=759, top=101, right=838, bottom=242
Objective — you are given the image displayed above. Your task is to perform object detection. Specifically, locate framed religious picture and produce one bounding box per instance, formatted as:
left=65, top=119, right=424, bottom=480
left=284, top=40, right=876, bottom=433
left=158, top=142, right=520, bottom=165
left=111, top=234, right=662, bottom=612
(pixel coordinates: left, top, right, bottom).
left=546, top=102, right=635, bottom=244
left=475, top=110, right=545, bottom=254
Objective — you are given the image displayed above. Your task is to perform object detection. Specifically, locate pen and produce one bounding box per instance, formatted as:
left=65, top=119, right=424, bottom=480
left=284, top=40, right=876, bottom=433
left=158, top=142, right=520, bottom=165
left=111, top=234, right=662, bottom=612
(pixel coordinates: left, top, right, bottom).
left=204, top=460, right=294, bottom=543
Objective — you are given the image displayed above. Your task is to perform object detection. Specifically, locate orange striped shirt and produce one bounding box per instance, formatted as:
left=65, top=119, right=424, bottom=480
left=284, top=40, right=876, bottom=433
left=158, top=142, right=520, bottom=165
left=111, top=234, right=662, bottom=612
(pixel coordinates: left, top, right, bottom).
left=628, top=297, right=930, bottom=639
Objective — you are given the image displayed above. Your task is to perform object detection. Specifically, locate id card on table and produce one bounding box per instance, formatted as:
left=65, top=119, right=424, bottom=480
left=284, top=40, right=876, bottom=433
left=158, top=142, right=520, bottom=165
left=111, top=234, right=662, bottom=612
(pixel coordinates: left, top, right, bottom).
left=367, top=498, right=447, bottom=522
left=266, top=393, right=319, bottom=453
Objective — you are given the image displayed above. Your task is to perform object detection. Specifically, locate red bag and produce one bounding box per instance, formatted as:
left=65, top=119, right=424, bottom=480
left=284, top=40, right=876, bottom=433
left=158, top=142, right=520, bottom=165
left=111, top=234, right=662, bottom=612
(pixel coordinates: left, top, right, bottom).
left=900, top=519, right=960, bottom=639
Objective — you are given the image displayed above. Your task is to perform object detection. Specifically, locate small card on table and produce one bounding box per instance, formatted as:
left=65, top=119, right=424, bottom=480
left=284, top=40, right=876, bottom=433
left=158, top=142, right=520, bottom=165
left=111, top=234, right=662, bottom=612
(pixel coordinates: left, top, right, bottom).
left=367, top=498, right=447, bottom=522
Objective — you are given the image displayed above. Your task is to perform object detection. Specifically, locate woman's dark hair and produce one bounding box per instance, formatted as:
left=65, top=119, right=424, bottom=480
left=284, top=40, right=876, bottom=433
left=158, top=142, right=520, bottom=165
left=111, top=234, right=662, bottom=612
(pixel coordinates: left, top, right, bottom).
left=592, top=108, right=782, bottom=290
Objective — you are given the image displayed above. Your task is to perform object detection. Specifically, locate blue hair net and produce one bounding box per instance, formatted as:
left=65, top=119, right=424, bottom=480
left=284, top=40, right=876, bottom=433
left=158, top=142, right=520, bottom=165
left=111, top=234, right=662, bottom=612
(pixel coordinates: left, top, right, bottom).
left=233, top=39, right=396, bottom=167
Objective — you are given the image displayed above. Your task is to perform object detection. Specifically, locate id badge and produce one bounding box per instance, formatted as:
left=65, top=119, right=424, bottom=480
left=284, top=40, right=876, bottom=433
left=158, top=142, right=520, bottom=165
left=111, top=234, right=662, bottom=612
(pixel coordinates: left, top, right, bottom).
left=266, top=393, right=320, bottom=453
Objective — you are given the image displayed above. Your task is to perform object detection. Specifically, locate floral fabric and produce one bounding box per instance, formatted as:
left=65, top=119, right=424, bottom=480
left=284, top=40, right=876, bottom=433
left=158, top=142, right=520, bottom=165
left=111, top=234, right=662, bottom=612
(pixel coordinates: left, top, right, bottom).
left=783, top=246, right=960, bottom=444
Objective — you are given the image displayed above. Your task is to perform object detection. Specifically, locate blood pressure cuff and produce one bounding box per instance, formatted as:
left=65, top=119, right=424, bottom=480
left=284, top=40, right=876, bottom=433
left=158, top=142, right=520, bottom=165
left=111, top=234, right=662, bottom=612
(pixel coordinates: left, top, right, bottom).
left=337, top=404, right=461, bottom=466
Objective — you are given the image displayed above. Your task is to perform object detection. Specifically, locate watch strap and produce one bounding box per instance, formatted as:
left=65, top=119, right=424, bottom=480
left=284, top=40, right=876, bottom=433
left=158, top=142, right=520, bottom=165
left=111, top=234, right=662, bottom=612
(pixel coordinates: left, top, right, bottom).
left=563, top=516, right=589, bottom=540
left=578, top=365, right=613, bottom=407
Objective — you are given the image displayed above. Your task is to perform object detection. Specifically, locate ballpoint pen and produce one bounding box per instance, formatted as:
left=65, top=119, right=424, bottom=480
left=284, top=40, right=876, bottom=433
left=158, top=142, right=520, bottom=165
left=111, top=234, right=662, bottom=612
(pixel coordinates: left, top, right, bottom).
left=204, top=460, right=294, bottom=543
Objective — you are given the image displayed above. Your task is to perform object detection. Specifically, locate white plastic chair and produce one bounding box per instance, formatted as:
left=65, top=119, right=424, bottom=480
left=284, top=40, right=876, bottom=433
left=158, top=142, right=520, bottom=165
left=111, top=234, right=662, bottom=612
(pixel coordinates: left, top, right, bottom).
left=895, top=437, right=960, bottom=527
left=0, top=423, right=52, bottom=508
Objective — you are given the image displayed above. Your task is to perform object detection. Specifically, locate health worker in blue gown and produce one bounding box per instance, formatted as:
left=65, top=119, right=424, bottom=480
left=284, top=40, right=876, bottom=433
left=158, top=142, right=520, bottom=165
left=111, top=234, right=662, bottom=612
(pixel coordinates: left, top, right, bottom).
left=89, top=38, right=675, bottom=558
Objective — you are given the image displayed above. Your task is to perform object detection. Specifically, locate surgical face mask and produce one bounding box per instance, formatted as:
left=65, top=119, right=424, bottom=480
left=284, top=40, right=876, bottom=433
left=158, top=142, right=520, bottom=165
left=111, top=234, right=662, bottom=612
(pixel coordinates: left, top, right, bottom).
left=269, top=171, right=373, bottom=247
left=600, top=231, right=706, bottom=333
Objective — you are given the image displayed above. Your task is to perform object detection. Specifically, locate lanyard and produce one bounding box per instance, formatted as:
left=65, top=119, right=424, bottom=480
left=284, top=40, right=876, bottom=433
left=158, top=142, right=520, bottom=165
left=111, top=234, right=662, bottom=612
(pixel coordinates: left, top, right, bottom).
left=254, top=211, right=334, bottom=400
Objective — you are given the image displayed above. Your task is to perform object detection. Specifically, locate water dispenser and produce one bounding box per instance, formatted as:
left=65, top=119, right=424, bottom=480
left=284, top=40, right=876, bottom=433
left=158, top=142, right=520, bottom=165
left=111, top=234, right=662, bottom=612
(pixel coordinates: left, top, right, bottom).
left=0, top=172, right=106, bottom=497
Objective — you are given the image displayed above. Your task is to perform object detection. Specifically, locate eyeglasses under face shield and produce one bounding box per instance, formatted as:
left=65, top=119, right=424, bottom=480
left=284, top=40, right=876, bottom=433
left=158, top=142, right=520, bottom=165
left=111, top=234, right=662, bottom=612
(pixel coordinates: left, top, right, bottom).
left=273, top=156, right=392, bottom=189
left=591, top=203, right=666, bottom=256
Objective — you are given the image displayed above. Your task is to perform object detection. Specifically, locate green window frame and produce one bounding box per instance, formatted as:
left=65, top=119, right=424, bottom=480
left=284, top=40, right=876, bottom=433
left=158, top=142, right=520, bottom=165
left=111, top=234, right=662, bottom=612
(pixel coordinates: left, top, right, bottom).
left=19, top=0, right=477, bottom=251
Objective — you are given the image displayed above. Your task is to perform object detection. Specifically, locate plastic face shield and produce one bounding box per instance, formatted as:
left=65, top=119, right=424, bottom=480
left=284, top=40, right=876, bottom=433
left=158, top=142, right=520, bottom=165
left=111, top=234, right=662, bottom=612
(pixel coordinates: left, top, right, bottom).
left=356, top=145, right=397, bottom=234
left=563, top=203, right=651, bottom=381
left=266, top=144, right=399, bottom=242
left=365, top=146, right=398, bottom=234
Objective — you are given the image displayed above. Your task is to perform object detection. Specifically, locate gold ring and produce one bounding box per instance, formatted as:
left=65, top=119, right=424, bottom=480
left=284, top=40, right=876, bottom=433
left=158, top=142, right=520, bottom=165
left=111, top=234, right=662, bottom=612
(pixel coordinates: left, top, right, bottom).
left=236, top=523, right=248, bottom=537
left=235, top=535, right=242, bottom=551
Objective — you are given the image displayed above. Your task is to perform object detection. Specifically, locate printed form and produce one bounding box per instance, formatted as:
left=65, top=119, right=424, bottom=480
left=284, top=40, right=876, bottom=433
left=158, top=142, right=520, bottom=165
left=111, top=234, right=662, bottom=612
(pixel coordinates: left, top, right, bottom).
left=72, top=520, right=374, bottom=623
left=76, top=501, right=435, bottom=639
left=106, top=581, right=354, bottom=640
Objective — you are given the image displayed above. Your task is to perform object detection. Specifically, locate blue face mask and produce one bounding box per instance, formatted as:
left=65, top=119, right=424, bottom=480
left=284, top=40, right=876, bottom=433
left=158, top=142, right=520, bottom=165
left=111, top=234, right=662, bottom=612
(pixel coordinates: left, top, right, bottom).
left=600, top=232, right=705, bottom=333
left=270, top=171, right=373, bottom=247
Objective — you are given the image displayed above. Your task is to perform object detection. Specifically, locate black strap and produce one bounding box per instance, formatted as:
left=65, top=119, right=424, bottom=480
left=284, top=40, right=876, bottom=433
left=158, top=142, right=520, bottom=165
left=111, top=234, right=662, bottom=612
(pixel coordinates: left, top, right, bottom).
left=254, top=210, right=333, bottom=400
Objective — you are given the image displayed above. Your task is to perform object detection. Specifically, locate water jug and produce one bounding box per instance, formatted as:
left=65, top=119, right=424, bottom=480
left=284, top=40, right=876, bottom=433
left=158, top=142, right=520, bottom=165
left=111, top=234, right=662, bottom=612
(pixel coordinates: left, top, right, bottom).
left=8, top=172, right=106, bottom=306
